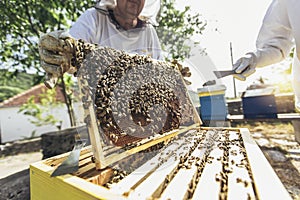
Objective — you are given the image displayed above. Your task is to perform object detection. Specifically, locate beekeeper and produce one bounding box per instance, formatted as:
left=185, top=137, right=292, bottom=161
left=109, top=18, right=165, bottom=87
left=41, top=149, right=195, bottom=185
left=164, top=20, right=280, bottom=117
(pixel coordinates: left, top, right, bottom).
left=39, top=0, right=162, bottom=88
left=69, top=0, right=162, bottom=59
left=232, top=0, right=300, bottom=111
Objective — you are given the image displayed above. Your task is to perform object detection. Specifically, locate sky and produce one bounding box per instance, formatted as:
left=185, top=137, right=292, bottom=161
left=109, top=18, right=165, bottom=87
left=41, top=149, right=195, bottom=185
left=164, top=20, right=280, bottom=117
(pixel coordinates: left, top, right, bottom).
left=175, top=0, right=291, bottom=97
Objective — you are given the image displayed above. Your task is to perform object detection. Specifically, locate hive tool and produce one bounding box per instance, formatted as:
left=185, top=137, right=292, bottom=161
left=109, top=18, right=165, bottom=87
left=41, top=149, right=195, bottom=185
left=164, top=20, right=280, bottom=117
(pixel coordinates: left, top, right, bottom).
left=51, top=139, right=87, bottom=177
left=213, top=69, right=239, bottom=79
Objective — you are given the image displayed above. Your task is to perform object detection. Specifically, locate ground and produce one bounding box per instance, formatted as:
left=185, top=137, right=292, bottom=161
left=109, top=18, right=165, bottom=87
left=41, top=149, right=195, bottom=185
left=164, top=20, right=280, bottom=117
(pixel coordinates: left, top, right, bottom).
left=0, top=152, right=42, bottom=179
left=0, top=122, right=299, bottom=199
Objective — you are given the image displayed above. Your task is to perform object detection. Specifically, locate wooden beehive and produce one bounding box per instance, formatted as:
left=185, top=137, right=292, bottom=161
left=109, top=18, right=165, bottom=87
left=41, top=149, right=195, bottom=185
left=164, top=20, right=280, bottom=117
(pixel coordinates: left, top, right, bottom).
left=30, top=127, right=291, bottom=200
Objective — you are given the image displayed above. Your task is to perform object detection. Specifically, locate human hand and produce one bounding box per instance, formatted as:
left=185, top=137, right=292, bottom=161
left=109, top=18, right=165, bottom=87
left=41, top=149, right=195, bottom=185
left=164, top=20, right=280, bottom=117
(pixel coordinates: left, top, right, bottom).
left=232, top=53, right=257, bottom=81
left=38, top=30, right=77, bottom=88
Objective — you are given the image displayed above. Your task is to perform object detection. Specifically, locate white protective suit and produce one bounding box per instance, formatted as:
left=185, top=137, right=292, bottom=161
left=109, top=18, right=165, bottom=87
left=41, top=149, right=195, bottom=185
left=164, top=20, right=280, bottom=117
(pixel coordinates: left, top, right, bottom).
left=253, top=0, right=300, bottom=110
left=69, top=0, right=163, bottom=60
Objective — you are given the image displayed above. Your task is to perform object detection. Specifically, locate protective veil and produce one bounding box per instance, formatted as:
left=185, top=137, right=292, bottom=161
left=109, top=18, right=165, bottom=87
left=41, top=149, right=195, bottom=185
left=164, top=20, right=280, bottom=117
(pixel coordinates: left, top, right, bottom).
left=69, top=0, right=163, bottom=60
left=95, top=0, right=161, bottom=25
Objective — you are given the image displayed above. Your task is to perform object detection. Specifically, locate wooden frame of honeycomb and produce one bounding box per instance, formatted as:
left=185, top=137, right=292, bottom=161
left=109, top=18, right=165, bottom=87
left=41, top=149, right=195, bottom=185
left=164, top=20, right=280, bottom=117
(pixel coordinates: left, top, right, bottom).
left=76, top=46, right=201, bottom=169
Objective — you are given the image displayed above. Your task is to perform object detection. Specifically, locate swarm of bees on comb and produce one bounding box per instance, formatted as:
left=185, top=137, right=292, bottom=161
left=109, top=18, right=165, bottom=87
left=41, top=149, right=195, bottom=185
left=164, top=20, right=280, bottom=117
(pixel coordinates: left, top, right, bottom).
left=72, top=39, right=196, bottom=146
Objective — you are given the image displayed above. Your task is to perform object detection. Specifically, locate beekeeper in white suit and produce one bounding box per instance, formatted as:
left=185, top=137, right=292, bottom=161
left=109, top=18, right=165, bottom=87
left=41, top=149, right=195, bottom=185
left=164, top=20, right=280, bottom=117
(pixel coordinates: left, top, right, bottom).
left=69, top=0, right=162, bottom=59
left=39, top=0, right=162, bottom=88
left=233, top=0, right=300, bottom=112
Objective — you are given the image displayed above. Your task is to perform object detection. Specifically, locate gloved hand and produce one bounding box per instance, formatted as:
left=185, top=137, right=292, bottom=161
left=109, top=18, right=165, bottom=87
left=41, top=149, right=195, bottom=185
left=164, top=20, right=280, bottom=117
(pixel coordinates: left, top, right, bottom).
left=38, top=30, right=77, bottom=88
left=171, top=60, right=192, bottom=85
left=232, top=52, right=257, bottom=81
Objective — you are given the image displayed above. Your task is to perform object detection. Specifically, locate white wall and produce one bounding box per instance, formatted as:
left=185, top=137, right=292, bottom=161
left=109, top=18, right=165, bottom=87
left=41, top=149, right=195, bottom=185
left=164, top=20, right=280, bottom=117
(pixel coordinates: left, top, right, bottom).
left=0, top=102, right=84, bottom=143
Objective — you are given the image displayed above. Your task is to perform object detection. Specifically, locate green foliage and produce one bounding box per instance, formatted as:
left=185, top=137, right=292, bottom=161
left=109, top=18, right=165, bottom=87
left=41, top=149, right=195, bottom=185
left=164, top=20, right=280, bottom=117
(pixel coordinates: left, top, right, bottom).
left=157, top=0, right=206, bottom=61
left=0, top=69, right=43, bottom=89
left=0, top=69, right=43, bottom=101
left=0, top=86, right=23, bottom=102
left=0, top=0, right=92, bottom=73
left=18, top=88, right=63, bottom=131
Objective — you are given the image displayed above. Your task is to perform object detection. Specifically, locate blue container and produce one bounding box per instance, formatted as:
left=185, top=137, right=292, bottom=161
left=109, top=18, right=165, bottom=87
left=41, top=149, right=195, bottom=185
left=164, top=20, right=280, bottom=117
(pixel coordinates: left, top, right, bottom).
left=242, top=94, right=277, bottom=119
left=198, top=85, right=227, bottom=121
left=199, top=94, right=227, bottom=121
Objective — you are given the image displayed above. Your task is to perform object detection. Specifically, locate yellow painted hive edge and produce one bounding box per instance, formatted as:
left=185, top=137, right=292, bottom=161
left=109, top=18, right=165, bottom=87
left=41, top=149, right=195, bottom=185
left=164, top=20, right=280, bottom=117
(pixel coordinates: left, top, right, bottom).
left=30, top=158, right=126, bottom=200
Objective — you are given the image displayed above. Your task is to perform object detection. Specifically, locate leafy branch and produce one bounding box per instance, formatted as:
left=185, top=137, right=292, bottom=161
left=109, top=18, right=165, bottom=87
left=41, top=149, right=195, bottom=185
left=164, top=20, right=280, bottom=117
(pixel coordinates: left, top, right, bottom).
left=18, top=88, right=63, bottom=131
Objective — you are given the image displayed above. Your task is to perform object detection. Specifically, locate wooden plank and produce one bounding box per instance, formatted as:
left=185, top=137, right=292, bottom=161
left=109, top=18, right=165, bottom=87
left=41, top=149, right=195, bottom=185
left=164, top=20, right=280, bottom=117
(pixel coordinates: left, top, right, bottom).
left=84, top=168, right=114, bottom=186
left=159, top=133, right=209, bottom=199
left=77, top=152, right=93, bottom=167
left=74, top=163, right=96, bottom=176
left=43, top=146, right=92, bottom=167
left=278, top=113, right=300, bottom=119
left=189, top=130, right=257, bottom=199
left=110, top=129, right=200, bottom=197
left=228, top=113, right=300, bottom=122
left=240, top=128, right=292, bottom=200
left=103, top=124, right=199, bottom=167
left=226, top=131, right=256, bottom=199
left=192, top=150, right=224, bottom=199
left=191, top=132, right=224, bottom=200
left=77, top=77, right=106, bottom=169
left=127, top=132, right=201, bottom=199
left=161, top=166, right=198, bottom=199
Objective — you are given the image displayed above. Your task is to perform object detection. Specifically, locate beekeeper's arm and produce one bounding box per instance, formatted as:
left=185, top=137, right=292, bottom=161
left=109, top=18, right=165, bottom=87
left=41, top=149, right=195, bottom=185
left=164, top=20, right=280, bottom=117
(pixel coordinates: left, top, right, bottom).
left=233, top=0, right=294, bottom=81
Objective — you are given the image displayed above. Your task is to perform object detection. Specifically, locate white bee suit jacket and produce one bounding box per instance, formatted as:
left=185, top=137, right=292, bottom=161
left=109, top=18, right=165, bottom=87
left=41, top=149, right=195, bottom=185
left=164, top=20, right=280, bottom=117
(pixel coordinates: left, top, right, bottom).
left=69, top=0, right=162, bottom=60
left=254, top=0, right=300, bottom=110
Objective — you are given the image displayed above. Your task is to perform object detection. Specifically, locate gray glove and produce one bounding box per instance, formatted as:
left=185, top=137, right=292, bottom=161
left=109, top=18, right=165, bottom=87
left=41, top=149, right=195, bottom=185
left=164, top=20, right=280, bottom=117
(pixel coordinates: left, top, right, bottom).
left=232, top=52, right=257, bottom=81
left=38, top=30, right=77, bottom=88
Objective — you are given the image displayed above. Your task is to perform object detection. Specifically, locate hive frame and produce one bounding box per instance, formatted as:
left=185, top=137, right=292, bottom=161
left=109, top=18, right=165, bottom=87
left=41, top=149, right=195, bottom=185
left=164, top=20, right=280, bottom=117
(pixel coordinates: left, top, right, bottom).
left=77, top=57, right=202, bottom=170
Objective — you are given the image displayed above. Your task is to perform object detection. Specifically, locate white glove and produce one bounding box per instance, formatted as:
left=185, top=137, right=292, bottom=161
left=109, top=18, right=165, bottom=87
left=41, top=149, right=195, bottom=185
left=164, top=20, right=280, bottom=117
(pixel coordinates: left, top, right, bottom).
left=38, top=30, right=76, bottom=88
left=232, top=52, right=258, bottom=81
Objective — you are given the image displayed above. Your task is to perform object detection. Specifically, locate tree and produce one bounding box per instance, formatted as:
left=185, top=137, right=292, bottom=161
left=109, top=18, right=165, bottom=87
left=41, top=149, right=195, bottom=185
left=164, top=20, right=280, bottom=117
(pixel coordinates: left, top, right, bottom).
left=157, top=0, right=206, bottom=61
left=0, top=0, right=91, bottom=73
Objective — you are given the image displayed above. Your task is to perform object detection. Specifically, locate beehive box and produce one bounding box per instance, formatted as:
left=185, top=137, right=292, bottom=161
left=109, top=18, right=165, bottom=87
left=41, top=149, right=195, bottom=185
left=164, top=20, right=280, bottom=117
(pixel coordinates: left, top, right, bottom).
left=198, top=85, right=228, bottom=121
left=242, top=88, right=278, bottom=119
left=30, top=127, right=291, bottom=200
